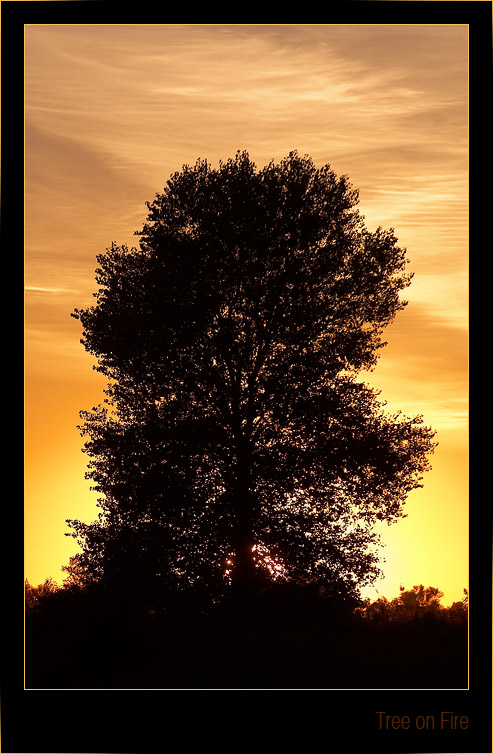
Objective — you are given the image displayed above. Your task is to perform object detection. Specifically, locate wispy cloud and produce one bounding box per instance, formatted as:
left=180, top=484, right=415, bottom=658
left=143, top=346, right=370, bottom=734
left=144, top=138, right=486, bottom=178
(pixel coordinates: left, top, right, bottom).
left=25, top=24, right=467, bottom=318
left=25, top=285, right=79, bottom=294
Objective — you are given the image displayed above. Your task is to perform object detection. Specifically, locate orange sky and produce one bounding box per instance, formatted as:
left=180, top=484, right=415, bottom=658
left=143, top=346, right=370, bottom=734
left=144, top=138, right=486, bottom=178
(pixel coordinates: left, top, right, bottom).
left=24, top=24, right=468, bottom=606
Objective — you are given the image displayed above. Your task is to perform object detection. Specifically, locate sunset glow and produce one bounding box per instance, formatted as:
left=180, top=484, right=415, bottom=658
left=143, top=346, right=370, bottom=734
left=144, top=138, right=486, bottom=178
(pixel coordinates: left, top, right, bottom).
left=25, top=24, right=468, bottom=606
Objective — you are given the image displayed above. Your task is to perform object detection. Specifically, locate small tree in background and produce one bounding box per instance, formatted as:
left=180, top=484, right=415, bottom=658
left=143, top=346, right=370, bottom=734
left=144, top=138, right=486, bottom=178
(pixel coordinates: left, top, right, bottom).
left=398, top=584, right=444, bottom=620
left=25, top=578, right=59, bottom=614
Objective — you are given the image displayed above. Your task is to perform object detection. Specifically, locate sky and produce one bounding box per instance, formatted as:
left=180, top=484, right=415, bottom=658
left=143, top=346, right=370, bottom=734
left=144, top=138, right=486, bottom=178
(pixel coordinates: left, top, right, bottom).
left=24, top=23, right=468, bottom=606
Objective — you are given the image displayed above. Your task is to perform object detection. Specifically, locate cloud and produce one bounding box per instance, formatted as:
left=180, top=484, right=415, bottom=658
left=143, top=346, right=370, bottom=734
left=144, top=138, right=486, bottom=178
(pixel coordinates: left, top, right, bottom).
left=361, top=302, right=468, bottom=438
left=25, top=286, right=79, bottom=294
left=25, top=24, right=467, bottom=178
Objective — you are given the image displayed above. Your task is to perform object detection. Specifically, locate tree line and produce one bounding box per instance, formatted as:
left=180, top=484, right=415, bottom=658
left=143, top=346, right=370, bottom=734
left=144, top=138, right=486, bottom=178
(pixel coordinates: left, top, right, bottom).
left=356, top=584, right=468, bottom=623
left=25, top=577, right=467, bottom=624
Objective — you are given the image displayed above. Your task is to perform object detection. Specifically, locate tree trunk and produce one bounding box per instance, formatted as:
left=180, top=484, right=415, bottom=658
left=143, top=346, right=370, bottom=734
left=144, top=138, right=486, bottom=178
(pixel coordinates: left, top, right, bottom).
left=232, top=537, right=257, bottom=598
left=230, top=444, right=258, bottom=606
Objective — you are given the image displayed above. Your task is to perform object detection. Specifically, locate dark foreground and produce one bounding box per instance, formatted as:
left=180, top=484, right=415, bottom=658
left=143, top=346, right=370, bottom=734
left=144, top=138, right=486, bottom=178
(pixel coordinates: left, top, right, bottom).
left=25, top=594, right=467, bottom=690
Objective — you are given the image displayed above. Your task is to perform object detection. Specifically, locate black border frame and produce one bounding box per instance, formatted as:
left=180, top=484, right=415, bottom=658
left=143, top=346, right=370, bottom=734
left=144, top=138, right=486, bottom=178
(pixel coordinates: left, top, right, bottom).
left=6, top=4, right=491, bottom=752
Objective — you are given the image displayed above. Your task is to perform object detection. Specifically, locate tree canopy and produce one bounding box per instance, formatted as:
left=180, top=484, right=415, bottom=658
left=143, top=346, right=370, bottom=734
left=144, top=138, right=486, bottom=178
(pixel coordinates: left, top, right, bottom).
left=67, top=151, right=436, bottom=611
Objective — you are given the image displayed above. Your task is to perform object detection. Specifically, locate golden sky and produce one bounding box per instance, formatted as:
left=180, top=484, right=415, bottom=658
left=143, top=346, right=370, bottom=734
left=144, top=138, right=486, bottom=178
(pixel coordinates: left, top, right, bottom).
left=25, top=23, right=468, bottom=605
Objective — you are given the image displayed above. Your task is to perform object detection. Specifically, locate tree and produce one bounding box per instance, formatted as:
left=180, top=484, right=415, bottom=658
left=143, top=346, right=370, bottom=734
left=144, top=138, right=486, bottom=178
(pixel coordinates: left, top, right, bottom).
left=25, top=578, right=59, bottom=613
left=398, top=584, right=444, bottom=620
left=67, top=151, right=436, bottom=611
left=446, top=589, right=468, bottom=623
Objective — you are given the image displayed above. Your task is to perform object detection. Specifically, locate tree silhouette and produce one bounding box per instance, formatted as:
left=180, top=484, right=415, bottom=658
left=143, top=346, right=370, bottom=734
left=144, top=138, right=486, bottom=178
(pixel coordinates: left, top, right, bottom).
left=67, top=151, right=436, bottom=612
left=25, top=578, right=59, bottom=613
